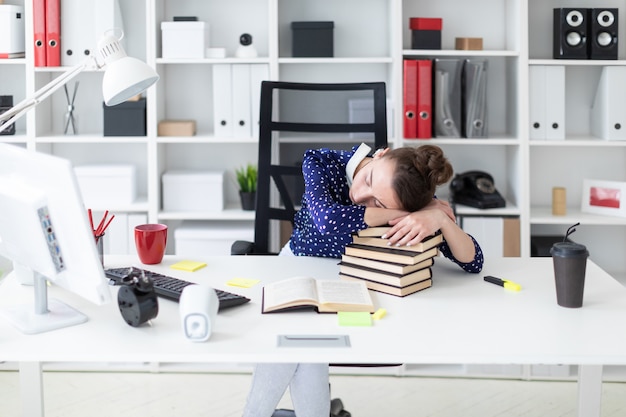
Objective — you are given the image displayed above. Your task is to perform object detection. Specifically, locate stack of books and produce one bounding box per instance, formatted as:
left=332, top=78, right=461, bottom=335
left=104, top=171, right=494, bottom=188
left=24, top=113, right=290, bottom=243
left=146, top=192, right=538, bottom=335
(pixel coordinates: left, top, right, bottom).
left=339, top=227, right=443, bottom=297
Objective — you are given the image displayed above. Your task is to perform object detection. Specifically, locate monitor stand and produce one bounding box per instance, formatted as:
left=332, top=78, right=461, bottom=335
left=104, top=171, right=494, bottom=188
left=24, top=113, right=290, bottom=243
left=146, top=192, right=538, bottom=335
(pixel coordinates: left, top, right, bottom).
left=1, top=271, right=87, bottom=334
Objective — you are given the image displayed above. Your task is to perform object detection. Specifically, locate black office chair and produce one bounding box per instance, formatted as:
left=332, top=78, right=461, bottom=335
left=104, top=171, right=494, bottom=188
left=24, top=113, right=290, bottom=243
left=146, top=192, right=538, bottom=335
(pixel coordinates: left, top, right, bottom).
left=231, top=81, right=392, bottom=417
left=231, top=80, right=389, bottom=255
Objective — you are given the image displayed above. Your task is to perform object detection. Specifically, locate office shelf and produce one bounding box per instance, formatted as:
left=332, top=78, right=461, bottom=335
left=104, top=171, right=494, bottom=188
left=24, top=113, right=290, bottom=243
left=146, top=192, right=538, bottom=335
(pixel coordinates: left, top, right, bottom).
left=2, top=0, right=625, bottom=274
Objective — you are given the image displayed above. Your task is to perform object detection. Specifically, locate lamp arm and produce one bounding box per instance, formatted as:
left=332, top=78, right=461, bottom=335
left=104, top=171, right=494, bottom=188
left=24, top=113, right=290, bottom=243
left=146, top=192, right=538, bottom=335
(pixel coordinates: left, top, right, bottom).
left=0, top=57, right=98, bottom=133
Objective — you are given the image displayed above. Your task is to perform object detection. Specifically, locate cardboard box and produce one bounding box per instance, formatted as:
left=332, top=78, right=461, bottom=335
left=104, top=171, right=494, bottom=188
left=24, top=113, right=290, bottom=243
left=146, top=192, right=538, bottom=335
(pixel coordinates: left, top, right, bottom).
left=162, top=170, right=224, bottom=212
left=161, top=21, right=208, bottom=59
left=158, top=120, right=196, bottom=136
left=291, top=21, right=334, bottom=57
left=175, top=221, right=254, bottom=256
left=74, top=165, right=137, bottom=206
left=0, top=5, right=25, bottom=55
left=455, top=37, right=483, bottom=51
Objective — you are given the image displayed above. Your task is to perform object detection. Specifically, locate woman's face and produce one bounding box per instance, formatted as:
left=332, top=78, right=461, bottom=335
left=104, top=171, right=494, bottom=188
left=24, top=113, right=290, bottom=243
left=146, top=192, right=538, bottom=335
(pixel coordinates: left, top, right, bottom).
left=349, top=155, right=402, bottom=210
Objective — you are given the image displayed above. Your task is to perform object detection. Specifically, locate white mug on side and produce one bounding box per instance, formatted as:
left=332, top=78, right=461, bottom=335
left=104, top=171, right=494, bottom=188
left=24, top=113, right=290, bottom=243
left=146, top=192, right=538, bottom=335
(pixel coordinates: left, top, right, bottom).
left=179, top=284, right=219, bottom=342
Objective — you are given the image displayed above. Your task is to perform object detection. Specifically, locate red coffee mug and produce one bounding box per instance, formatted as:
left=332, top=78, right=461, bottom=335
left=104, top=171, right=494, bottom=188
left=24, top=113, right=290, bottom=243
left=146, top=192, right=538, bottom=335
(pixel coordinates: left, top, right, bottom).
left=134, top=224, right=168, bottom=264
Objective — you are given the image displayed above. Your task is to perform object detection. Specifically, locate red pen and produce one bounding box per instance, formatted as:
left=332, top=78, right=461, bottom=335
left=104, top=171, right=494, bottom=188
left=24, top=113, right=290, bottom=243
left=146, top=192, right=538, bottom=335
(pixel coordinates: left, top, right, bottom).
left=99, top=214, right=115, bottom=236
left=95, top=210, right=109, bottom=236
left=88, top=208, right=95, bottom=234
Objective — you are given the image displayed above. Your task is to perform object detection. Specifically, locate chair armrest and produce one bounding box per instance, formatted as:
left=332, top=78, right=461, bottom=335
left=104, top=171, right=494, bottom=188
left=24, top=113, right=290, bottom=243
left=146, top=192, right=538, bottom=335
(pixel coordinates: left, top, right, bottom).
left=231, top=240, right=255, bottom=255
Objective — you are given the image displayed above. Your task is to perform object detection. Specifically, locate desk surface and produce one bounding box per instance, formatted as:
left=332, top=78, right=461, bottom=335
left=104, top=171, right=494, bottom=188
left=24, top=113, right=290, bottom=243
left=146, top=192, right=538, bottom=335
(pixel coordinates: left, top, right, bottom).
left=1, top=255, right=626, bottom=365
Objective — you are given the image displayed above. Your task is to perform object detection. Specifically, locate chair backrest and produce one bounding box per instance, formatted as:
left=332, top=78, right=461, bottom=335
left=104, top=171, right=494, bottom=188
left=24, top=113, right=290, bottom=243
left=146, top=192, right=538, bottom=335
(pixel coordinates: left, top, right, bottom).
left=254, top=81, right=389, bottom=254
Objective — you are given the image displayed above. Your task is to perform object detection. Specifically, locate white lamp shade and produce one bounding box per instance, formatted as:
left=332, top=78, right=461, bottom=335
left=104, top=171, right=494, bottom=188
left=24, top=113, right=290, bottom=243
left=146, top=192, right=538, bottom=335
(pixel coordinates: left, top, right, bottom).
left=102, top=56, right=159, bottom=106
left=98, top=34, right=159, bottom=106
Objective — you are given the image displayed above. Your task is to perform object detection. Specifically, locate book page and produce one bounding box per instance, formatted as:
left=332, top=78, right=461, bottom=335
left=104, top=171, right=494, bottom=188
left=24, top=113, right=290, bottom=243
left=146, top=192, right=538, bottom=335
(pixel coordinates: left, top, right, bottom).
left=316, top=280, right=372, bottom=306
left=263, top=276, right=319, bottom=309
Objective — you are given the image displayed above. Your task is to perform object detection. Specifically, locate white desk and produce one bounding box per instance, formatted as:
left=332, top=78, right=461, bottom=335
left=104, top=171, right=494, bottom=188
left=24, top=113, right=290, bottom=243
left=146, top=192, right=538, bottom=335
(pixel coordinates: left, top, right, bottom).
left=1, top=255, right=626, bottom=417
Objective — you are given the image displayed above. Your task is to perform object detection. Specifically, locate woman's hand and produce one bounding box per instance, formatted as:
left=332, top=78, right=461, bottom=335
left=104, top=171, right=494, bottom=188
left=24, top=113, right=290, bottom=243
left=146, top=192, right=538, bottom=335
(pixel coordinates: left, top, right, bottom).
left=384, top=204, right=450, bottom=247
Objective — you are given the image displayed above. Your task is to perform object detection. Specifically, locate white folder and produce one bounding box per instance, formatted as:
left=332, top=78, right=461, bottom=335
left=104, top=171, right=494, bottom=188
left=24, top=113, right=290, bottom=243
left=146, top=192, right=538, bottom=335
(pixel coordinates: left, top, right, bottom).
left=529, top=66, right=546, bottom=140
left=250, top=64, right=269, bottom=140
left=591, top=66, right=626, bottom=141
left=232, top=64, right=252, bottom=138
left=545, top=66, right=565, bottom=140
left=213, top=64, right=233, bottom=137
left=61, top=0, right=124, bottom=67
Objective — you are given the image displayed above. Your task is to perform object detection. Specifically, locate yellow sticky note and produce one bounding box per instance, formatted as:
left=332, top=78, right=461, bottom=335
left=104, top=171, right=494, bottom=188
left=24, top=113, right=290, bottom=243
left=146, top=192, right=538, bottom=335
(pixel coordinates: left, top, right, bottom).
left=170, top=260, right=207, bottom=272
left=372, top=308, right=387, bottom=320
left=337, top=311, right=372, bottom=327
left=227, top=277, right=260, bottom=288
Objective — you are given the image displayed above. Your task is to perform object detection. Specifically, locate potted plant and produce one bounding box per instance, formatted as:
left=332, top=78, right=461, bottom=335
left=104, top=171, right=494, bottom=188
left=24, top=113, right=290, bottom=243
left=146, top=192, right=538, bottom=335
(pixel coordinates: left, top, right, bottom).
left=236, top=164, right=257, bottom=211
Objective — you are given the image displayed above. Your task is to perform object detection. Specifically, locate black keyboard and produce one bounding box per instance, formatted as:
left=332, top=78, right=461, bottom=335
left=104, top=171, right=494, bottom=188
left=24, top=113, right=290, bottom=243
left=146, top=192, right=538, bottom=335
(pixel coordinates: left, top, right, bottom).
left=104, top=266, right=251, bottom=311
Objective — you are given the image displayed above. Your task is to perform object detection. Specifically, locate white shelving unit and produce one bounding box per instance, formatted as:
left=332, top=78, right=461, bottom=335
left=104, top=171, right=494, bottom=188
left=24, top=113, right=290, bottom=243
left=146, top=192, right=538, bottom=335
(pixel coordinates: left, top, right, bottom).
left=1, top=0, right=623, bottom=272
left=2, top=0, right=626, bottom=376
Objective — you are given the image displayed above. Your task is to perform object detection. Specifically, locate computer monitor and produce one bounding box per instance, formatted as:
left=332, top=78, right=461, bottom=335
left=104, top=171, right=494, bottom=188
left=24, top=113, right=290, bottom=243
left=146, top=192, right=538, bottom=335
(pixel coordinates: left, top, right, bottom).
left=0, top=143, right=111, bottom=334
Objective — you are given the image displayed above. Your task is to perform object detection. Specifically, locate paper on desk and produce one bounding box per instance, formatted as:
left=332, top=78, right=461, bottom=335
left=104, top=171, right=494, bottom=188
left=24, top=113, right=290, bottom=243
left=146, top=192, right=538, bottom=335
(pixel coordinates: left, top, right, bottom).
left=227, top=277, right=260, bottom=288
left=338, top=311, right=372, bottom=327
left=170, top=260, right=207, bottom=272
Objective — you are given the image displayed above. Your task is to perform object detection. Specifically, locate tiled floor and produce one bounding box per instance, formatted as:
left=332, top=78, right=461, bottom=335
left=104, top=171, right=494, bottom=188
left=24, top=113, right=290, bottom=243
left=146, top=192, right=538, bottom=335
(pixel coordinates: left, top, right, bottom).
left=1, top=370, right=626, bottom=416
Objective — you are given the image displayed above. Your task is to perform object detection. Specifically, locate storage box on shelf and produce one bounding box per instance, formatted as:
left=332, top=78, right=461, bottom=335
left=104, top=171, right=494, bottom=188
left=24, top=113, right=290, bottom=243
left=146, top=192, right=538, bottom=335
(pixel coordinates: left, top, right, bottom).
left=174, top=221, right=254, bottom=257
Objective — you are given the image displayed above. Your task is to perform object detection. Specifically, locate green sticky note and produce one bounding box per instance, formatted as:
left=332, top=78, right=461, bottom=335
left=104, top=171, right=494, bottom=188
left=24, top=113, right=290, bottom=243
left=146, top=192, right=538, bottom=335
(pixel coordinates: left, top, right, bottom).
left=337, top=311, right=372, bottom=327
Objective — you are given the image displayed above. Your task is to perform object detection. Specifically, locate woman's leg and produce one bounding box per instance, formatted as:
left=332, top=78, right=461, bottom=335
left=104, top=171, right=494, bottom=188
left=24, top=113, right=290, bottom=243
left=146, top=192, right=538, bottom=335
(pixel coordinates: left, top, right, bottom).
left=242, top=363, right=298, bottom=417
left=290, top=363, right=330, bottom=417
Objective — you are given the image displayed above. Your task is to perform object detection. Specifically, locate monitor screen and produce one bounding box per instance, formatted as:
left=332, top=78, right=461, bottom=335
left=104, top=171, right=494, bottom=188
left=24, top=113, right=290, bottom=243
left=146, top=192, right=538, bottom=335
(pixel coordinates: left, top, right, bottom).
left=0, top=143, right=111, bottom=334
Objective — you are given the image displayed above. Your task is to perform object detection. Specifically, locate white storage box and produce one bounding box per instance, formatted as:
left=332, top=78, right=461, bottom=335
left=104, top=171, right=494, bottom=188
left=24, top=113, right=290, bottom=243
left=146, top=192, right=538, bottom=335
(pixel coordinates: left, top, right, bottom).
left=161, top=21, right=209, bottom=59
left=162, top=170, right=224, bottom=212
left=175, top=221, right=254, bottom=256
left=0, top=5, right=25, bottom=55
left=74, top=165, right=136, bottom=206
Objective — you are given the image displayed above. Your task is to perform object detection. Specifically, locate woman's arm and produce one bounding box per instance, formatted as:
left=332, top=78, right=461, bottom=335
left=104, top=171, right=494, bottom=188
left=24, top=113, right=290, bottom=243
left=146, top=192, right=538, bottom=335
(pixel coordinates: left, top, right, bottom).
left=383, top=200, right=477, bottom=264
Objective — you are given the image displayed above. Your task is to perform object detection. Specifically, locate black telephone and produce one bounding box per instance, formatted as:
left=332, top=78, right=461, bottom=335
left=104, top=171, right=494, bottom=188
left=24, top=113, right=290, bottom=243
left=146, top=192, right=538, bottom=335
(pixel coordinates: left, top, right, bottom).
left=449, top=170, right=506, bottom=209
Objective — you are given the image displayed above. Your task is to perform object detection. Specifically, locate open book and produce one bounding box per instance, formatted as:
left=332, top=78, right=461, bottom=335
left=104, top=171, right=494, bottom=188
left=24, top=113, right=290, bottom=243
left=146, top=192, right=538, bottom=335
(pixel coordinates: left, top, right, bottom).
left=262, top=276, right=375, bottom=313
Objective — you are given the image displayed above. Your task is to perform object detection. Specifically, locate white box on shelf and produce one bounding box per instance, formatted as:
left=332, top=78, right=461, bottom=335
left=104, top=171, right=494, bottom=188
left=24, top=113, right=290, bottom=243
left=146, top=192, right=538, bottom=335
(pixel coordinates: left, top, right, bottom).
left=175, top=221, right=254, bottom=256
left=74, top=165, right=136, bottom=206
left=161, top=21, right=208, bottom=59
left=0, top=5, right=25, bottom=55
left=162, top=170, right=224, bottom=212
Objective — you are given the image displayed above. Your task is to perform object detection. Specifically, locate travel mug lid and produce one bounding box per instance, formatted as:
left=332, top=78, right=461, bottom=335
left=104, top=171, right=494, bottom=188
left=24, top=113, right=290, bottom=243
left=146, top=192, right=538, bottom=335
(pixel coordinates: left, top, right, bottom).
left=550, top=241, right=588, bottom=257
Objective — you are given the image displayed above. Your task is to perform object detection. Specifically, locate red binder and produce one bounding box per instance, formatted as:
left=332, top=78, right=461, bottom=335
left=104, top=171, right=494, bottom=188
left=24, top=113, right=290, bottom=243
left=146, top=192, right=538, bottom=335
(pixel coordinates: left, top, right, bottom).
left=45, top=0, right=61, bottom=67
left=403, top=60, right=418, bottom=139
left=416, top=59, right=432, bottom=139
left=33, top=0, right=47, bottom=67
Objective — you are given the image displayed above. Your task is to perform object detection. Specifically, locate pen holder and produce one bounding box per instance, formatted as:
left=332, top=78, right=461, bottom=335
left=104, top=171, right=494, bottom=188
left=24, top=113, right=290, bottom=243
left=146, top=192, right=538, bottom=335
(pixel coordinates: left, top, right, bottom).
left=95, top=234, right=105, bottom=267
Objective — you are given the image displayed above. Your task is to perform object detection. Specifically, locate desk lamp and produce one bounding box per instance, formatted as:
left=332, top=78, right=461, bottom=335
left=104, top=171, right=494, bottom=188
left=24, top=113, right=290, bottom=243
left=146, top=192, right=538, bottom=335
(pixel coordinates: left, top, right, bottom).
left=0, top=29, right=159, bottom=133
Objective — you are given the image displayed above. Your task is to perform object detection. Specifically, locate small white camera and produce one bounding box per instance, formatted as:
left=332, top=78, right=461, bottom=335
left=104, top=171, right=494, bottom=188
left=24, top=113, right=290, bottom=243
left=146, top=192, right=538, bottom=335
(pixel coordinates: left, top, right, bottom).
left=179, top=284, right=219, bottom=342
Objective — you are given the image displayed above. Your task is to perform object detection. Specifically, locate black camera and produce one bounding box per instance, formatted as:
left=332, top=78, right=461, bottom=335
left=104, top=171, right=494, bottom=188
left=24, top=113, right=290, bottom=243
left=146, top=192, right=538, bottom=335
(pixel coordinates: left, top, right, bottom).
left=116, top=268, right=159, bottom=327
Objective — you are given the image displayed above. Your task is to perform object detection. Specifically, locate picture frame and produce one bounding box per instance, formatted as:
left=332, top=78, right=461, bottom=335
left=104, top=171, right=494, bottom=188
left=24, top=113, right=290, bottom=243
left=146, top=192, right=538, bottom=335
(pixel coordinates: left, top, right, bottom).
left=581, top=179, right=626, bottom=217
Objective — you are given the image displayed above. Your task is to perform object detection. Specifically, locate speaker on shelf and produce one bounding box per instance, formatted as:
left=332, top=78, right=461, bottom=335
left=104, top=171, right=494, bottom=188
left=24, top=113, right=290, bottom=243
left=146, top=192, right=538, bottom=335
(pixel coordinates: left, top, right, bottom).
left=589, top=8, right=618, bottom=60
left=553, top=8, right=589, bottom=59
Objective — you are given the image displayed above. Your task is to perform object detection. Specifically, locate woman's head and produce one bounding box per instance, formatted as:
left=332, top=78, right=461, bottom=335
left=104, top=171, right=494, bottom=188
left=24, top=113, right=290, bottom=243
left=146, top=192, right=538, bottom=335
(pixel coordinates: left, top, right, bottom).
left=350, top=144, right=453, bottom=212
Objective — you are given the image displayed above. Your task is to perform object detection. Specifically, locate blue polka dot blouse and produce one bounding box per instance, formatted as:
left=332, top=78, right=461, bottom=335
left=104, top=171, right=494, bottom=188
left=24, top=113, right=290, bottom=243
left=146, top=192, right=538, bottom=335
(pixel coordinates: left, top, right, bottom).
left=289, top=146, right=484, bottom=273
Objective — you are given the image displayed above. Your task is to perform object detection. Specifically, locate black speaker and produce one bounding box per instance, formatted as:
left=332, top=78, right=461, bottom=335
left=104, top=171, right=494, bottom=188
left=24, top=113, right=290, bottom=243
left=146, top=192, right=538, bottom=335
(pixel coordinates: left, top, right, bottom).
left=589, top=8, right=618, bottom=60
left=553, top=8, right=589, bottom=59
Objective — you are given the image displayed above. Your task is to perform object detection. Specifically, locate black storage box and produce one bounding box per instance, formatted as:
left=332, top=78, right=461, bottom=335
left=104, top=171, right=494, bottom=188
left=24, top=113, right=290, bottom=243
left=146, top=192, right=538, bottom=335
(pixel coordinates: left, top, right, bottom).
left=103, top=98, right=146, bottom=136
left=0, top=95, right=15, bottom=135
left=410, top=17, right=442, bottom=50
left=531, top=235, right=572, bottom=257
left=291, top=21, right=334, bottom=57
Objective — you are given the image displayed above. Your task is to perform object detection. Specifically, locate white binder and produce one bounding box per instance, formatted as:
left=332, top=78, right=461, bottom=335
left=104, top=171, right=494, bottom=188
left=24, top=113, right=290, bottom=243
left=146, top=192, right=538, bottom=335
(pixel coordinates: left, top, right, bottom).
left=250, top=64, right=269, bottom=140
left=591, top=66, right=626, bottom=141
left=61, top=0, right=124, bottom=67
left=529, top=66, right=546, bottom=140
left=232, top=64, right=252, bottom=138
left=213, top=64, right=233, bottom=137
left=545, top=66, right=565, bottom=140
